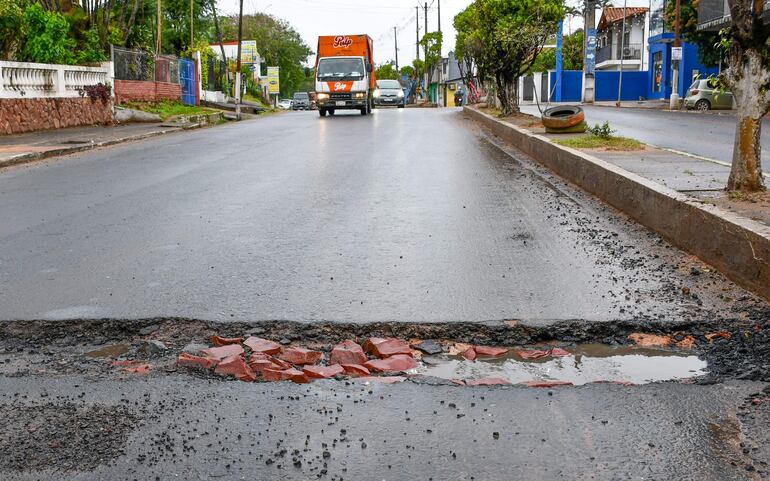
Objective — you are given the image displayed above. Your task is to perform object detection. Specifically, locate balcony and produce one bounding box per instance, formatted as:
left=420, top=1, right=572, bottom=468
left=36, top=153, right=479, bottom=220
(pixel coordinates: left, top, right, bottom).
left=595, top=43, right=642, bottom=65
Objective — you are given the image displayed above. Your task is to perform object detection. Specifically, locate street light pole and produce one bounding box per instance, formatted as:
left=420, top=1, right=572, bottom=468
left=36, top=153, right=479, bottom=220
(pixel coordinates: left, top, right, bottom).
left=235, top=0, right=243, bottom=120
left=616, top=0, right=627, bottom=107
left=190, top=0, right=194, bottom=48
left=415, top=6, right=420, bottom=60
left=670, top=0, right=682, bottom=109
left=394, top=26, right=399, bottom=71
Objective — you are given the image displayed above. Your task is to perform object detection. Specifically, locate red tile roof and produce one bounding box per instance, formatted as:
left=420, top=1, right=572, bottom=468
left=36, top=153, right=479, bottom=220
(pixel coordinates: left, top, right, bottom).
left=598, top=7, right=649, bottom=29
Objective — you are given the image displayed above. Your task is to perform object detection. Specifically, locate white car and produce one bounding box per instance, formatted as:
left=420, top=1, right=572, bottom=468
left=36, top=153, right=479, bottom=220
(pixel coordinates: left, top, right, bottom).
left=277, top=99, right=292, bottom=110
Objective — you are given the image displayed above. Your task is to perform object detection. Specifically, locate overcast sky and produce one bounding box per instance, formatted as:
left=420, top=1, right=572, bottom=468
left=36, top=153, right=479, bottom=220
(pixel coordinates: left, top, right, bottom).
left=214, top=0, right=651, bottom=67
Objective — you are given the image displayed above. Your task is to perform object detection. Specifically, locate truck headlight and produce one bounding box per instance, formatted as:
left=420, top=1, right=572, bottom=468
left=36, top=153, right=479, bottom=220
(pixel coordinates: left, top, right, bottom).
left=373, top=89, right=381, bottom=98
left=354, top=92, right=366, bottom=99
left=397, top=90, right=404, bottom=98
left=317, top=93, right=329, bottom=100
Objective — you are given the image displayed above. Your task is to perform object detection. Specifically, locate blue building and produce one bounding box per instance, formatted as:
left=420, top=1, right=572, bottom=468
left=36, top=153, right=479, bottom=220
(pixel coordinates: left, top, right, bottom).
left=647, top=0, right=719, bottom=99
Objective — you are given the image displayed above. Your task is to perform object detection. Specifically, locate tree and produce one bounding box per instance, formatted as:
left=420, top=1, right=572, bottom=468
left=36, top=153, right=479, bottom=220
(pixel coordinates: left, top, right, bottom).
left=665, top=0, right=721, bottom=66
left=529, top=29, right=584, bottom=72
left=720, top=0, right=769, bottom=191
left=221, top=13, right=311, bottom=97
left=455, top=0, right=563, bottom=115
left=420, top=31, right=443, bottom=102
left=375, top=63, right=399, bottom=80
left=0, top=0, right=25, bottom=59
left=19, top=3, right=75, bottom=65
left=399, top=65, right=415, bottom=78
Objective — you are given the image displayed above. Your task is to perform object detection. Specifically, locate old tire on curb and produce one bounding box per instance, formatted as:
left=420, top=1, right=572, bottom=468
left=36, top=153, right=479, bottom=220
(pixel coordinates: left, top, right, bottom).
left=541, top=106, right=585, bottom=129
left=545, top=120, right=588, bottom=134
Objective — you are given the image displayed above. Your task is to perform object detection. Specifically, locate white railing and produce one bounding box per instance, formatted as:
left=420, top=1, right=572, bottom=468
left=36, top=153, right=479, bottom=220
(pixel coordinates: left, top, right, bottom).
left=0, top=61, right=110, bottom=99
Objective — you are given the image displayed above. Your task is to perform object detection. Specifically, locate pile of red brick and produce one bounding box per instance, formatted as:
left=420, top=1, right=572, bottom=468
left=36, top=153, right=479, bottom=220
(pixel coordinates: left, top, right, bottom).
left=177, top=336, right=419, bottom=383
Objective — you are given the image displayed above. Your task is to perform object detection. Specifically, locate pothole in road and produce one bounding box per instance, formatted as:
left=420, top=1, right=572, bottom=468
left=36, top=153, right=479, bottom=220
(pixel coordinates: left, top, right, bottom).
left=414, top=343, right=707, bottom=386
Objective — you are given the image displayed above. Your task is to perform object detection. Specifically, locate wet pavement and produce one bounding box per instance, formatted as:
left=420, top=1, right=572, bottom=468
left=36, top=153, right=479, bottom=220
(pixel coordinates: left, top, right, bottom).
left=2, top=108, right=770, bottom=480
left=0, top=376, right=767, bottom=481
left=0, top=108, right=767, bottom=323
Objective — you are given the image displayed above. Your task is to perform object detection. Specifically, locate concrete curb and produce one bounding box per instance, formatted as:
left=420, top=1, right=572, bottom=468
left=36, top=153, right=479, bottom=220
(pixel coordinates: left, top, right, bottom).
left=464, top=105, right=770, bottom=301
left=0, top=125, right=189, bottom=170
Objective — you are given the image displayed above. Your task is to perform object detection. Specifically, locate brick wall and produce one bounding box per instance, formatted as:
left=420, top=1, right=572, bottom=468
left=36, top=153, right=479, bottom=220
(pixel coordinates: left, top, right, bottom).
left=115, top=80, right=181, bottom=104
left=0, top=97, right=113, bottom=135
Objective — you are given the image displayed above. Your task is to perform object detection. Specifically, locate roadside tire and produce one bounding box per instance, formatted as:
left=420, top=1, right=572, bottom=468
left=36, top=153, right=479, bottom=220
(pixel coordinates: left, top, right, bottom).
left=695, top=99, right=711, bottom=111
left=541, top=106, right=585, bottom=129
left=319, top=109, right=327, bottom=117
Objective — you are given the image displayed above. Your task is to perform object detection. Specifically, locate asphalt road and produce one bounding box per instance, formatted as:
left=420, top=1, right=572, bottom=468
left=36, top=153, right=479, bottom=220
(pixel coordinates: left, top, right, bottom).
left=0, top=376, right=766, bottom=481
left=0, top=108, right=765, bottom=323
left=520, top=104, right=770, bottom=164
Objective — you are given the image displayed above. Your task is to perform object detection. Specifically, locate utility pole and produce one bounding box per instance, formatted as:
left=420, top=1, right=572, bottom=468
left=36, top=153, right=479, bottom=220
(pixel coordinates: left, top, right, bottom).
left=415, top=6, right=420, bottom=60
left=424, top=2, right=428, bottom=102
left=424, top=2, right=428, bottom=37
left=582, top=0, right=597, bottom=103
left=156, top=0, right=162, bottom=54
left=235, top=0, right=243, bottom=120
left=616, top=0, right=627, bottom=107
left=670, top=0, right=682, bottom=109
left=394, top=27, right=399, bottom=71
left=437, top=0, right=441, bottom=34
left=190, top=0, right=194, bottom=48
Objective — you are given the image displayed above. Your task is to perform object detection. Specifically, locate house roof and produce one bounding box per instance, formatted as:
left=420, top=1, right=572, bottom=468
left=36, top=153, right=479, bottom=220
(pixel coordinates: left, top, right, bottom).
left=598, top=7, right=649, bottom=29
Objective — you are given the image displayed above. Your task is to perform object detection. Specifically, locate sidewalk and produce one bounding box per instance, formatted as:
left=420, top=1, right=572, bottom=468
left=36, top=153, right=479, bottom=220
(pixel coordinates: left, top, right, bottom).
left=0, top=123, right=190, bottom=168
left=504, top=111, right=770, bottom=229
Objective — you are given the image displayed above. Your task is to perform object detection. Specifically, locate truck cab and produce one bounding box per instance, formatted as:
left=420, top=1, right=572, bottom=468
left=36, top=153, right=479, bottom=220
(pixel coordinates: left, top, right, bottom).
left=315, top=35, right=376, bottom=117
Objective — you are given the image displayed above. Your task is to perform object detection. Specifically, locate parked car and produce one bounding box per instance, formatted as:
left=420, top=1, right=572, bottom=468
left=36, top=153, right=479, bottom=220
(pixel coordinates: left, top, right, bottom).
left=277, top=99, right=293, bottom=110
left=684, top=78, right=733, bottom=111
left=292, top=92, right=311, bottom=110
left=373, top=79, right=405, bottom=108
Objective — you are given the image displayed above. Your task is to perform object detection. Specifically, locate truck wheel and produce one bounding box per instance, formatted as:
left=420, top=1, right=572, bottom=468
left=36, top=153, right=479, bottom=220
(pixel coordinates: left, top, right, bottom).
left=398, top=104, right=405, bottom=109
left=360, top=107, right=367, bottom=116
left=319, top=109, right=327, bottom=117
left=328, top=109, right=335, bottom=116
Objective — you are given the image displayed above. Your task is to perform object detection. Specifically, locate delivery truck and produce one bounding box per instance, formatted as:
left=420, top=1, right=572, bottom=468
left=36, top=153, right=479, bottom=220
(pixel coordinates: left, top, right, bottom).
left=315, top=35, right=376, bottom=117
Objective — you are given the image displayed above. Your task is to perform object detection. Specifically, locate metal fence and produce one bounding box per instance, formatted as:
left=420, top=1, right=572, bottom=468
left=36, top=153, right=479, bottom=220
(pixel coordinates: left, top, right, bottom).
left=112, top=46, right=179, bottom=84
left=206, top=56, right=228, bottom=92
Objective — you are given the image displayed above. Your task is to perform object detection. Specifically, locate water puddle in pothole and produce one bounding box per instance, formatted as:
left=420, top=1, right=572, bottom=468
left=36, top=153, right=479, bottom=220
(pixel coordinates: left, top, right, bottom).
left=84, top=344, right=131, bottom=358
left=413, top=343, right=707, bottom=385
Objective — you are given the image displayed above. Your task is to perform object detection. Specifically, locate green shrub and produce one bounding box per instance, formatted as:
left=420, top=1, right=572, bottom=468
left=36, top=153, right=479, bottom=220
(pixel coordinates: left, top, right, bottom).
left=587, top=121, right=615, bottom=139
left=20, top=3, right=75, bottom=64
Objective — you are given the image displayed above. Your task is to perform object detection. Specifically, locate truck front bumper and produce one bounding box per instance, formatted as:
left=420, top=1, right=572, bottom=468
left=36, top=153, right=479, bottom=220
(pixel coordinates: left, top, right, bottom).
left=317, top=93, right=368, bottom=110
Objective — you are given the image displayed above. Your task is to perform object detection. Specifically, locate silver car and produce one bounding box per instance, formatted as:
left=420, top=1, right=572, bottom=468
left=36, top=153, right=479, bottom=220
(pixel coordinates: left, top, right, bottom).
left=684, top=78, right=734, bottom=111
left=373, top=80, right=405, bottom=108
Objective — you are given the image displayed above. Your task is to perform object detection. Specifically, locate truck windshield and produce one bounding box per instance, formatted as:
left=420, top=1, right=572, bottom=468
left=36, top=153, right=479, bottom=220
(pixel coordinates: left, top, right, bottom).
left=317, top=58, right=364, bottom=81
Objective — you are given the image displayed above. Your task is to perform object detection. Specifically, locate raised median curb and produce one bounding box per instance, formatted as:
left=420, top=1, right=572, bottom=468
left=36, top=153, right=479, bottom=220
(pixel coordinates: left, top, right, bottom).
left=464, top=105, right=770, bottom=301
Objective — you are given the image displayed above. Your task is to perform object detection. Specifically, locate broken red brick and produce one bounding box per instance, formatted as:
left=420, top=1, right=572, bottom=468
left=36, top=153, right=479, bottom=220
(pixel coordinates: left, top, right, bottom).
left=705, top=331, right=732, bottom=342
left=329, top=340, right=368, bottom=365
left=303, top=364, right=345, bottom=379
left=210, top=335, right=243, bottom=346
left=355, top=376, right=406, bottom=384
left=177, top=352, right=216, bottom=370
left=515, top=349, right=550, bottom=360
left=341, top=364, right=370, bottom=377
left=462, top=347, right=477, bottom=361
left=364, top=354, right=417, bottom=373
left=522, top=380, right=573, bottom=388
left=467, top=377, right=509, bottom=386
left=474, top=346, right=509, bottom=357
left=123, top=363, right=152, bottom=374
left=279, top=347, right=322, bottom=365
left=548, top=347, right=571, bottom=357
left=675, top=336, right=696, bottom=350
left=214, top=355, right=256, bottom=382
left=262, top=368, right=308, bottom=383
left=451, top=378, right=467, bottom=386
left=243, top=337, right=282, bottom=355
left=248, top=353, right=292, bottom=373
left=110, top=360, right=140, bottom=367
left=202, top=344, right=245, bottom=361
left=627, top=333, right=671, bottom=348
left=363, top=337, right=412, bottom=359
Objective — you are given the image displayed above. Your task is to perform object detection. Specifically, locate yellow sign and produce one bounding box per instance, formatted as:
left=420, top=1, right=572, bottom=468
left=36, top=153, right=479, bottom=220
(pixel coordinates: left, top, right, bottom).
left=267, top=66, right=280, bottom=94
left=241, top=40, right=257, bottom=64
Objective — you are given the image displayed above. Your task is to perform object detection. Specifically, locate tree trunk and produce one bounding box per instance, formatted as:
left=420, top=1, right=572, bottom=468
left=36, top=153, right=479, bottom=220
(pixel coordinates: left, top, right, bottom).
left=495, top=73, right=518, bottom=115
left=724, top=0, right=769, bottom=191
left=124, top=0, right=141, bottom=45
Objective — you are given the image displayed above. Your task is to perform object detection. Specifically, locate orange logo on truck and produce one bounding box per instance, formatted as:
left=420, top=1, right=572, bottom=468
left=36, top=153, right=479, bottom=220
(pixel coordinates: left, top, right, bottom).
left=329, top=81, right=353, bottom=92
left=333, top=36, right=353, bottom=48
